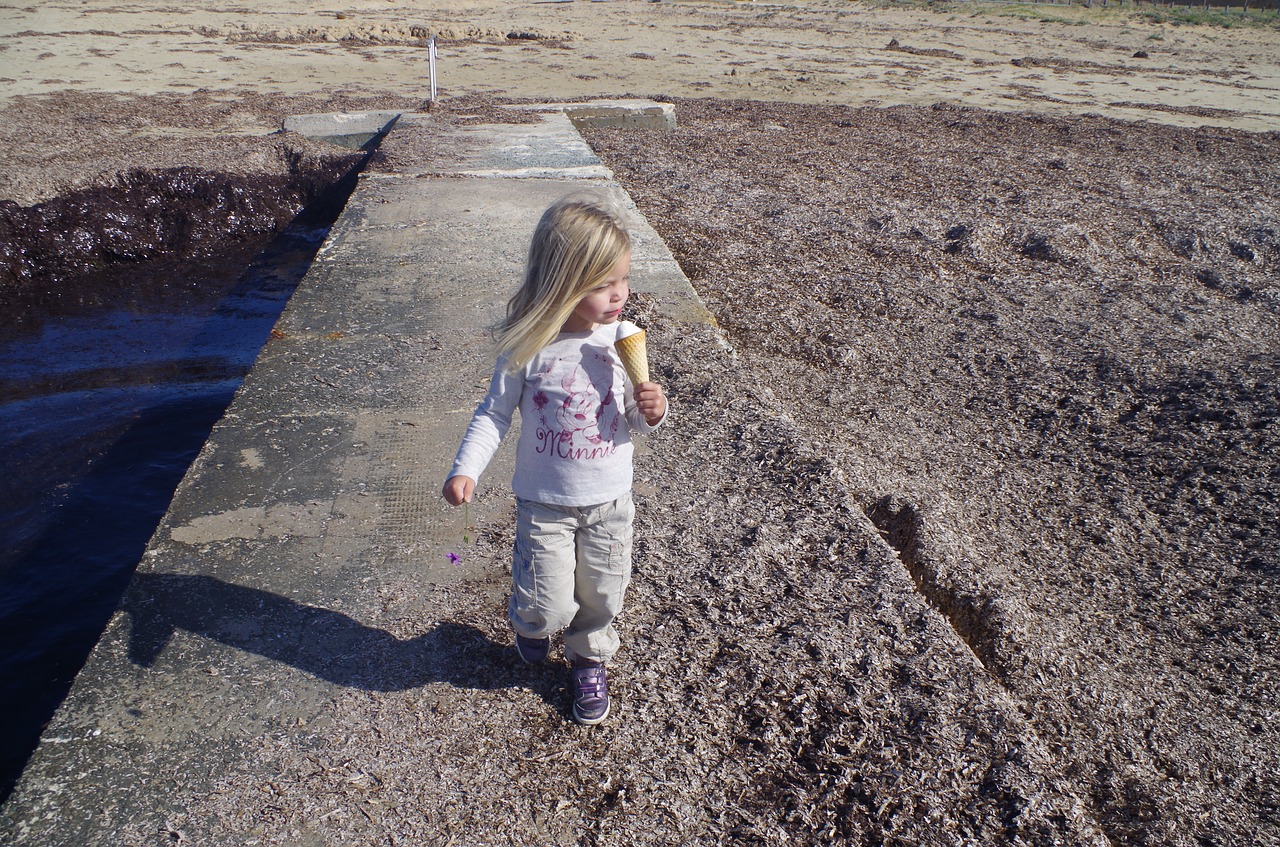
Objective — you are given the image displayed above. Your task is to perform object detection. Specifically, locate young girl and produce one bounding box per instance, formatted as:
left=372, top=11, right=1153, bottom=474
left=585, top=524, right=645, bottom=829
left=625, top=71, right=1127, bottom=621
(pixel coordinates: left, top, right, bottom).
left=442, top=194, right=667, bottom=726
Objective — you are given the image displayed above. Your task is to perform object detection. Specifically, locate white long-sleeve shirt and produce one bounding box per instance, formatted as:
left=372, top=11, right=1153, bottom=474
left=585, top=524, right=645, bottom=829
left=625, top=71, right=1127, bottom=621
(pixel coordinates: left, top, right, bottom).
left=449, top=324, right=665, bottom=507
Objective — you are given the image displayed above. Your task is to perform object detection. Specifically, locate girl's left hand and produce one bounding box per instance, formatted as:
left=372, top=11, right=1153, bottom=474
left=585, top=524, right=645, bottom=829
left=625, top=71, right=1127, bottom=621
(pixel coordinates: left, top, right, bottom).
left=635, top=381, right=667, bottom=426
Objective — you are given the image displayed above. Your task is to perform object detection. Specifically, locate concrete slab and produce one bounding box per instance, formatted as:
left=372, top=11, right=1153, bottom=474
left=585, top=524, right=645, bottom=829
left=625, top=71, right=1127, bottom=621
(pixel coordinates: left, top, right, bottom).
left=511, top=99, right=678, bottom=131
left=282, top=111, right=402, bottom=150
left=386, top=110, right=613, bottom=179
left=0, top=104, right=710, bottom=844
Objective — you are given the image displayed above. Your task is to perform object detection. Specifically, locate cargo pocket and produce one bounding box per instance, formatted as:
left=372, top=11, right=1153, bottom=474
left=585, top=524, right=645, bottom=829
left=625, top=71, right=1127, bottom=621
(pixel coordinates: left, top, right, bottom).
left=601, top=494, right=636, bottom=608
left=511, top=532, right=539, bottom=616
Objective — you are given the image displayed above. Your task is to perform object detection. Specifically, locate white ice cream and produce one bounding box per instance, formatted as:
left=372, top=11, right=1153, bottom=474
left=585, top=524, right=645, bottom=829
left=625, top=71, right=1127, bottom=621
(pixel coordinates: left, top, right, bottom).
left=615, top=320, right=642, bottom=341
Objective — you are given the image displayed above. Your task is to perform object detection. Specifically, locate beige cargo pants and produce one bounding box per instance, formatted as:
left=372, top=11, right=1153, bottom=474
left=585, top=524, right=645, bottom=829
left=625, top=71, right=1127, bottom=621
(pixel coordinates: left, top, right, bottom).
left=509, top=492, right=635, bottom=664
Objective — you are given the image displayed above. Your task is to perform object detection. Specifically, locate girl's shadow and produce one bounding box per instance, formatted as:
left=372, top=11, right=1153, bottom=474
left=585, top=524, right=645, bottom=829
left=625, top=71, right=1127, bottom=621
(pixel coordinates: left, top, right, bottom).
left=123, top=572, right=563, bottom=707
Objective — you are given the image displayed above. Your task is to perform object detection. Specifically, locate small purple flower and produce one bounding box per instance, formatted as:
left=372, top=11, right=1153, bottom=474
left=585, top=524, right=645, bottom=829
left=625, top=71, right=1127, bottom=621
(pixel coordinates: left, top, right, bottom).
left=446, top=552, right=461, bottom=566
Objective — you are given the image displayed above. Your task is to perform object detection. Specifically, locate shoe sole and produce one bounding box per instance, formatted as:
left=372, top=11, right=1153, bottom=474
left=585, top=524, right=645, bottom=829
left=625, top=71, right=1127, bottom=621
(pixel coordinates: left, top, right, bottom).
left=572, top=701, right=610, bottom=726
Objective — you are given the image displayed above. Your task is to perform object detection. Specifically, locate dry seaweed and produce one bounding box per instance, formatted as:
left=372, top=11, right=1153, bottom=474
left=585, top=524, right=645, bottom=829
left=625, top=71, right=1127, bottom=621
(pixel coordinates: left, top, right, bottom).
left=581, top=98, right=1279, bottom=846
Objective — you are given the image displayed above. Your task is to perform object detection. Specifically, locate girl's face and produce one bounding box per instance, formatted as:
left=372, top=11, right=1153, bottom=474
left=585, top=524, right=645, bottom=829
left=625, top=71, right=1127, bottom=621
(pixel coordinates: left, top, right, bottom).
left=562, top=251, right=630, bottom=332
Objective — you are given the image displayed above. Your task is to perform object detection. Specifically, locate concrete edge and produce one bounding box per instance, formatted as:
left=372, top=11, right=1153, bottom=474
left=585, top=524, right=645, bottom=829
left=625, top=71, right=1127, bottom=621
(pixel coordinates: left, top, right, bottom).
left=281, top=100, right=676, bottom=151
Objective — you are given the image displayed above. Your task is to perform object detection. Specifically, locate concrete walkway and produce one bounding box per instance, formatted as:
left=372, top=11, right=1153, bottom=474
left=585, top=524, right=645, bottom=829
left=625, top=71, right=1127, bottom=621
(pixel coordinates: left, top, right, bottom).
left=1, top=101, right=710, bottom=845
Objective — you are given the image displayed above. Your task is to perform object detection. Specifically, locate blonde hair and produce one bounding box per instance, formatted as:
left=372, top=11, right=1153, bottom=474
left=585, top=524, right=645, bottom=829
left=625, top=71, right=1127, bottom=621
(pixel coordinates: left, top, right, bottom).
left=497, top=194, right=631, bottom=371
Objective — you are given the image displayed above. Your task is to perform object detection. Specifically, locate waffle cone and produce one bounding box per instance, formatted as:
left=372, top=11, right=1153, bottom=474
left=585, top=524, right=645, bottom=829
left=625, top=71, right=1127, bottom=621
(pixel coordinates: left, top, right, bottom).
left=615, top=329, right=649, bottom=384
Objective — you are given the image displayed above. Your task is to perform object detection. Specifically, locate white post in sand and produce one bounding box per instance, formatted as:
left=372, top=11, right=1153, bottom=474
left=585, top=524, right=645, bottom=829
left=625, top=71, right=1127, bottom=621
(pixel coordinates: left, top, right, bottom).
left=429, top=36, right=438, bottom=105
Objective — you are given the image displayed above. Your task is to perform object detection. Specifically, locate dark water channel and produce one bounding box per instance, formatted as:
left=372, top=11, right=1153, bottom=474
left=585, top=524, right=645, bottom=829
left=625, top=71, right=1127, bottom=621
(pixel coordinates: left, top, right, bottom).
left=0, top=220, right=336, bottom=800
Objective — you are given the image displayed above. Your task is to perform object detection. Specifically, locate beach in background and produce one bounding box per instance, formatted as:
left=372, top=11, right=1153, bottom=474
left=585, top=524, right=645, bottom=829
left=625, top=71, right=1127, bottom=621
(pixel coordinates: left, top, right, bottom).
left=2, top=0, right=1280, bottom=205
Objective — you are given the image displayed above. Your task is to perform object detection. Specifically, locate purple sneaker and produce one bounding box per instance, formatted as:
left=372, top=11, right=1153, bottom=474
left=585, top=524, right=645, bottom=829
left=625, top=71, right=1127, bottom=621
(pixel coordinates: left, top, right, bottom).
left=571, top=660, right=610, bottom=726
left=515, top=632, right=550, bottom=665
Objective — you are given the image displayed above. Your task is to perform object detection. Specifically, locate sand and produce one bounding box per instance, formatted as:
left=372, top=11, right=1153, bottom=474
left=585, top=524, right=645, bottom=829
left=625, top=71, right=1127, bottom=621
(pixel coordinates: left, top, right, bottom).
left=4, top=1, right=1278, bottom=216
left=3, top=0, right=1280, bottom=138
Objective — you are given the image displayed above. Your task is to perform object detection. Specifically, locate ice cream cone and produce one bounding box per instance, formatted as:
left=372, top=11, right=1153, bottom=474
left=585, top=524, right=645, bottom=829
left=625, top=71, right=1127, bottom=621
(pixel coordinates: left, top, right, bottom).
left=615, top=326, right=649, bottom=385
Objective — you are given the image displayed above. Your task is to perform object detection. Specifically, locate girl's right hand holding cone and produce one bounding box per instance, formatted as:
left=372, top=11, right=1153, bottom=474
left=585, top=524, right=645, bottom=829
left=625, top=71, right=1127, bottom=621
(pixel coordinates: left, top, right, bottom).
left=635, top=381, right=667, bottom=426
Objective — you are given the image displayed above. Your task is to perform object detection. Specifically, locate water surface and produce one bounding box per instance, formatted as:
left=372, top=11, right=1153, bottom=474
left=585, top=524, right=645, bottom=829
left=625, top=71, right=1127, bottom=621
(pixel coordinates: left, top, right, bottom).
left=0, top=223, right=330, bottom=799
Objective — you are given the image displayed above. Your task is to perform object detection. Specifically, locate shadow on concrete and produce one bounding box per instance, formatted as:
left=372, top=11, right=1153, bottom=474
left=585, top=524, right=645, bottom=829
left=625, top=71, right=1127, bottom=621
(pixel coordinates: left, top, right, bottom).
left=123, top=573, right=557, bottom=698
left=1, top=168, right=370, bottom=804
